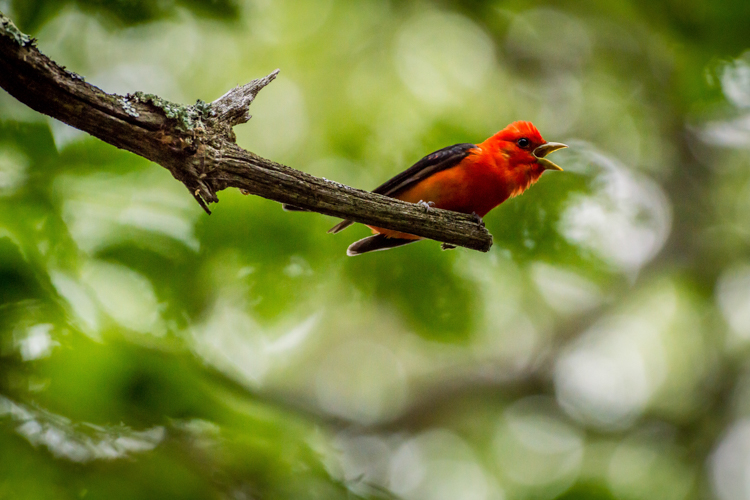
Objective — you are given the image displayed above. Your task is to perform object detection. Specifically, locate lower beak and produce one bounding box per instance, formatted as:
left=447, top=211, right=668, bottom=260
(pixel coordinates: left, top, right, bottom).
left=533, top=142, right=567, bottom=171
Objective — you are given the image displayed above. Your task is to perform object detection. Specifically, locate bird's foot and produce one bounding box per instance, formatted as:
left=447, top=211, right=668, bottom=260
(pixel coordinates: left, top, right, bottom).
left=471, top=212, right=485, bottom=227
left=418, top=200, right=436, bottom=210
left=441, top=243, right=457, bottom=251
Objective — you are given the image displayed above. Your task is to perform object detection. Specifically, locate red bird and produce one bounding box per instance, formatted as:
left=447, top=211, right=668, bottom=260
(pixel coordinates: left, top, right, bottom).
left=291, top=122, right=566, bottom=255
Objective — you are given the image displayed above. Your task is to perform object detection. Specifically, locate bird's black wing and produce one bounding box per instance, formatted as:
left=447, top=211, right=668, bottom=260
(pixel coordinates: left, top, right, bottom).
left=328, top=143, right=478, bottom=234
left=372, top=143, right=478, bottom=197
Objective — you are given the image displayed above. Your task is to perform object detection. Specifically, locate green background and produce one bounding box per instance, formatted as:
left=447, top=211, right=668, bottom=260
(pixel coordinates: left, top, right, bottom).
left=2, top=0, right=750, bottom=498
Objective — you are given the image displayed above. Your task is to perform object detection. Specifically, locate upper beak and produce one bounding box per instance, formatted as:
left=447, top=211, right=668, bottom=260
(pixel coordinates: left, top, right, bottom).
left=533, top=142, right=567, bottom=171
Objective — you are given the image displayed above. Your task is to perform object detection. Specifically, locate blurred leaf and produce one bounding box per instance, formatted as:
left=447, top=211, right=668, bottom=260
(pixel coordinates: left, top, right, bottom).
left=0, top=238, right=44, bottom=306
left=487, top=170, right=607, bottom=273
left=344, top=240, right=477, bottom=341
left=10, top=0, right=240, bottom=32
left=196, top=191, right=337, bottom=321
left=555, top=482, right=615, bottom=500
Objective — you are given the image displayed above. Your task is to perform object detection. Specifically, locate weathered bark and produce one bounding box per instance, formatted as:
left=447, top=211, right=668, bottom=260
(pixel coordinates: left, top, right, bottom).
left=0, top=14, right=492, bottom=252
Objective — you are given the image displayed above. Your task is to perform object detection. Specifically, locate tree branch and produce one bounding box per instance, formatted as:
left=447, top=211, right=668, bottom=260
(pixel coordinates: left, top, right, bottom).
left=0, top=14, right=492, bottom=252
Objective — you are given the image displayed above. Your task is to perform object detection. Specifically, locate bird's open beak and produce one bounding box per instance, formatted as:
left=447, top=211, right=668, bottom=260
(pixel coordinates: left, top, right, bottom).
left=533, top=142, right=567, bottom=171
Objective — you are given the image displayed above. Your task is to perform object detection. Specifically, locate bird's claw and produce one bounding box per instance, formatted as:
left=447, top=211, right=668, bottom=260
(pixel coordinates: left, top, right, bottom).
left=471, top=212, right=485, bottom=227
left=441, top=243, right=457, bottom=251
left=418, top=200, right=436, bottom=210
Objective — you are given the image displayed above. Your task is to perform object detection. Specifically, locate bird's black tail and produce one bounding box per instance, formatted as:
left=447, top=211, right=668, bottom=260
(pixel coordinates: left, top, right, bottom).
left=328, top=219, right=354, bottom=233
left=282, top=203, right=309, bottom=212
left=284, top=206, right=356, bottom=235
left=346, top=234, right=418, bottom=256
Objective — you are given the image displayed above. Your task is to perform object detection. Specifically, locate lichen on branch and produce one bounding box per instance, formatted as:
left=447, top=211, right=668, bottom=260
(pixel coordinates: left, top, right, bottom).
left=0, top=14, right=34, bottom=46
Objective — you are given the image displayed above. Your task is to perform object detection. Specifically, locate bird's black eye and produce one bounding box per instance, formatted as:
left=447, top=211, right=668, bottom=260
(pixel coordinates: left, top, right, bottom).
left=517, top=137, right=530, bottom=149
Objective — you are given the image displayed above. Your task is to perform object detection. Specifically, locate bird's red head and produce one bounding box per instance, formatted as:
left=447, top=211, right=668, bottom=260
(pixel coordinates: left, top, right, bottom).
left=483, top=121, right=566, bottom=175
left=497, top=121, right=545, bottom=146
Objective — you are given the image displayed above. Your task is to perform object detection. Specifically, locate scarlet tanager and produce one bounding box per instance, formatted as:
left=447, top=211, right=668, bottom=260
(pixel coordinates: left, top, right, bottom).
left=288, top=121, right=566, bottom=256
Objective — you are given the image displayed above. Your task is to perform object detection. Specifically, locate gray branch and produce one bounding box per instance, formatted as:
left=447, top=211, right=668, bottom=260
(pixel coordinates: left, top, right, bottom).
left=211, top=70, right=280, bottom=127
left=0, top=14, right=492, bottom=252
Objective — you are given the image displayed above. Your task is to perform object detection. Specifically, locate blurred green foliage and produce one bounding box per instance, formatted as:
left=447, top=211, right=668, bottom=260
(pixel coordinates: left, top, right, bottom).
left=2, top=0, right=750, bottom=499
left=9, top=0, right=239, bottom=31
